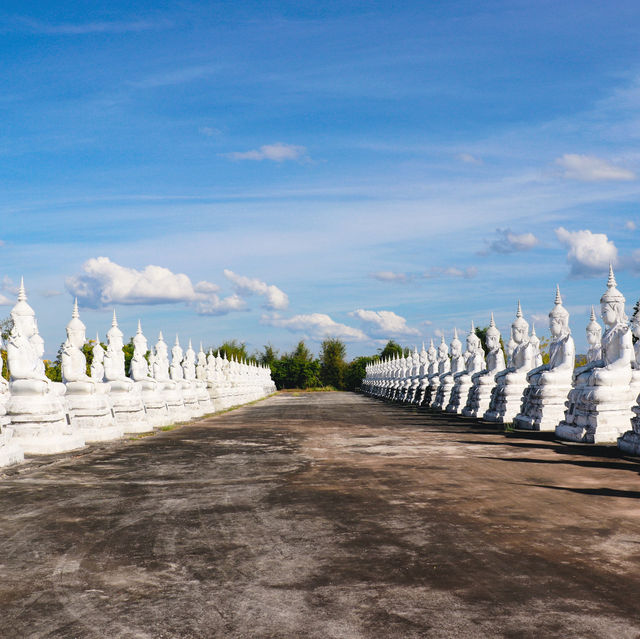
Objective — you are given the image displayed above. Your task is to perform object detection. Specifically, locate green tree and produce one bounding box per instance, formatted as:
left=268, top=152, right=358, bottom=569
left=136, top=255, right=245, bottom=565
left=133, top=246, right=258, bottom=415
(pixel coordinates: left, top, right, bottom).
left=344, top=355, right=377, bottom=391
left=212, top=339, right=248, bottom=361
left=319, top=338, right=346, bottom=389
left=378, top=340, right=405, bottom=359
left=271, top=340, right=321, bottom=389
left=256, top=343, right=279, bottom=367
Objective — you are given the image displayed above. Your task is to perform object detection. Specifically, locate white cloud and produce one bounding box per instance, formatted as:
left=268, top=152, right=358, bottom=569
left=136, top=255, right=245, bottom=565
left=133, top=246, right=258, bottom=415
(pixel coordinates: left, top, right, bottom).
left=223, top=269, right=289, bottom=310
left=555, top=154, right=635, bottom=182
left=1, top=276, right=18, bottom=295
left=424, top=266, right=477, bottom=279
left=223, top=143, right=309, bottom=162
left=555, top=227, right=618, bottom=277
left=65, top=257, right=247, bottom=315
left=625, top=220, right=637, bottom=231
left=0, top=293, right=12, bottom=306
left=350, top=309, right=420, bottom=337
left=481, top=228, right=539, bottom=255
left=371, top=271, right=409, bottom=283
left=263, top=313, right=367, bottom=341
left=199, top=126, right=221, bottom=137
left=458, top=153, right=482, bottom=165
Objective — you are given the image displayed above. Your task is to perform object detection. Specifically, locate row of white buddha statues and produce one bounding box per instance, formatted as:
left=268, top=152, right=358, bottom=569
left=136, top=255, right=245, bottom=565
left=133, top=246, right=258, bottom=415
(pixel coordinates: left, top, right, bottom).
left=0, top=281, right=276, bottom=467
left=362, top=266, right=640, bottom=456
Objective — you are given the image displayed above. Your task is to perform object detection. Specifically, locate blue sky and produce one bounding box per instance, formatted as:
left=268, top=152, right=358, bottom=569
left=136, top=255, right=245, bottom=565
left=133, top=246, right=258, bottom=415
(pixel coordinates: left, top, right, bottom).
left=2, top=1, right=640, bottom=358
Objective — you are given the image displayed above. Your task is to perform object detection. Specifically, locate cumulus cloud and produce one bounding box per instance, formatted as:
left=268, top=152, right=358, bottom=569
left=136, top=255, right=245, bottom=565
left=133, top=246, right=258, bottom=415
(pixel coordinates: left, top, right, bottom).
left=625, top=220, right=637, bottom=231
left=350, top=309, right=420, bottom=337
left=65, top=257, right=247, bottom=315
left=555, top=227, right=618, bottom=277
left=371, top=271, right=409, bottom=283
left=555, top=154, right=635, bottom=182
left=223, top=270, right=289, bottom=310
left=263, top=313, right=367, bottom=341
left=480, top=228, right=539, bottom=255
left=1, top=276, right=18, bottom=295
left=0, top=293, right=11, bottom=306
left=424, top=266, right=477, bottom=279
left=223, top=143, right=309, bottom=162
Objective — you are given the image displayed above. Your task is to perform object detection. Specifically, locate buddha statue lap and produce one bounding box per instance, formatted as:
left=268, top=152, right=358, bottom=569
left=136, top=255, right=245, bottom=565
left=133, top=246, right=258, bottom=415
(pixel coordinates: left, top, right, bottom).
left=61, top=300, right=122, bottom=442
left=557, top=267, right=635, bottom=443
left=103, top=312, right=149, bottom=433
left=447, top=322, right=485, bottom=414
left=484, top=302, right=533, bottom=423
left=514, top=287, right=575, bottom=431
left=5, top=281, right=85, bottom=454
left=172, top=336, right=200, bottom=418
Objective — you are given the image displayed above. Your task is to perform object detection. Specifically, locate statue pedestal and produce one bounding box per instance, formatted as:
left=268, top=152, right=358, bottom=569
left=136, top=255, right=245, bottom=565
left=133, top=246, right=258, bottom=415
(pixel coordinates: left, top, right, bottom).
left=432, top=374, right=454, bottom=410
left=195, top=381, right=213, bottom=414
left=446, top=373, right=473, bottom=414
left=109, top=382, right=150, bottom=434
left=136, top=381, right=169, bottom=428
left=414, top=377, right=429, bottom=405
left=0, top=426, right=24, bottom=467
left=557, top=384, right=635, bottom=443
left=513, top=381, right=572, bottom=431
left=181, top=381, right=201, bottom=418
left=65, top=383, right=123, bottom=443
left=163, top=382, right=190, bottom=422
left=483, top=374, right=527, bottom=424
left=7, top=382, right=85, bottom=455
left=423, top=376, right=440, bottom=408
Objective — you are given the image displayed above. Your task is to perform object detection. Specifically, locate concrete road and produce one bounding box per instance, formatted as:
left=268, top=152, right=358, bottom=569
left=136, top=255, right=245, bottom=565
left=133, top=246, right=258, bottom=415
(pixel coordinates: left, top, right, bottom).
left=1, top=391, right=640, bottom=638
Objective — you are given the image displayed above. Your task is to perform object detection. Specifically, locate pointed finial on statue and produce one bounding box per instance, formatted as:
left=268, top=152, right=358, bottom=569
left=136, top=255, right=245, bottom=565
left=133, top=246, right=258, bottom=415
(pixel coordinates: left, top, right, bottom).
left=555, top=284, right=562, bottom=306
left=175, top=334, right=179, bottom=346
left=531, top=323, right=537, bottom=336
left=188, top=339, right=192, bottom=349
left=453, top=327, right=458, bottom=339
left=112, top=309, right=118, bottom=326
left=72, top=297, right=79, bottom=319
left=470, top=320, right=475, bottom=332
left=516, top=300, right=523, bottom=318
left=96, top=331, right=100, bottom=343
left=590, top=305, right=596, bottom=322
left=440, top=334, right=445, bottom=343
left=608, top=262, right=616, bottom=289
left=489, top=312, right=496, bottom=327
left=136, top=320, right=142, bottom=334
left=18, top=276, right=26, bottom=302
left=158, top=330, right=164, bottom=341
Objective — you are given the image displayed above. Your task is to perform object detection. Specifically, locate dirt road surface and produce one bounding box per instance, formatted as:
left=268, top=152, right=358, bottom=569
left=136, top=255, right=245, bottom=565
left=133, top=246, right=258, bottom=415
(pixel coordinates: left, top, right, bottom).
left=1, top=391, right=640, bottom=638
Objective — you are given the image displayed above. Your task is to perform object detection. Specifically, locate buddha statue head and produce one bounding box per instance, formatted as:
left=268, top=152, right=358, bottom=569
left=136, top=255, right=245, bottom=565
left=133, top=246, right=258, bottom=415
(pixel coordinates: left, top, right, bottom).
left=172, top=335, right=183, bottom=361
left=586, top=306, right=602, bottom=346
left=511, top=301, right=529, bottom=345
left=93, top=333, right=104, bottom=362
left=529, top=324, right=540, bottom=350
left=486, top=313, right=501, bottom=352
left=10, top=278, right=36, bottom=339
left=155, top=332, right=168, bottom=359
left=437, top=335, right=449, bottom=360
left=427, top=339, right=437, bottom=362
left=549, top=285, right=571, bottom=339
left=600, top=265, right=627, bottom=328
left=133, top=320, right=148, bottom=353
left=466, top=321, right=481, bottom=352
left=419, top=342, right=428, bottom=365
left=450, top=328, right=462, bottom=357
left=65, top=299, right=86, bottom=349
left=107, top=310, right=124, bottom=350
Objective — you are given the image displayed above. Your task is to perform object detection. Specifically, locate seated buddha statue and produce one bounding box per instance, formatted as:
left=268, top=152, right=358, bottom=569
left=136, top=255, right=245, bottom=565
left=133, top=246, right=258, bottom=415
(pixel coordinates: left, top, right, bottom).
left=433, top=330, right=464, bottom=410
left=447, top=322, right=485, bottom=414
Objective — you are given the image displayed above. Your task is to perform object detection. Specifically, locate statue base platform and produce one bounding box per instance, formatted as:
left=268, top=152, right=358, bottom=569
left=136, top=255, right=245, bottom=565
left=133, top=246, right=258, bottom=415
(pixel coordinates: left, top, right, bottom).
left=0, top=427, right=24, bottom=467
left=556, top=384, right=635, bottom=443
left=513, top=383, right=572, bottom=432
left=446, top=375, right=473, bottom=414
left=432, top=377, right=454, bottom=411
left=65, top=394, right=123, bottom=442
left=483, top=378, right=527, bottom=424
left=7, top=392, right=85, bottom=455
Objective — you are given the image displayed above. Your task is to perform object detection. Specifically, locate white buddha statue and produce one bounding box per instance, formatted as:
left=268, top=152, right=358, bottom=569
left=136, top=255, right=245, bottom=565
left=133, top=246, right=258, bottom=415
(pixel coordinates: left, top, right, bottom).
left=90, top=333, right=105, bottom=381
left=172, top=336, right=198, bottom=418
left=188, top=340, right=213, bottom=414
left=433, top=330, right=464, bottom=410
left=514, top=286, right=575, bottom=431
left=5, top=280, right=84, bottom=454
left=529, top=325, right=543, bottom=368
left=505, top=333, right=517, bottom=367
left=130, top=321, right=169, bottom=427
left=404, top=347, right=421, bottom=403
left=0, top=324, right=23, bottom=467
left=103, top=312, right=149, bottom=434
left=425, top=337, right=448, bottom=407
left=61, top=300, right=122, bottom=442
left=154, top=332, right=189, bottom=422
left=585, top=307, right=602, bottom=364
left=414, top=343, right=430, bottom=405
left=420, top=340, right=438, bottom=406
left=462, top=313, right=505, bottom=418
left=558, top=266, right=634, bottom=443
left=484, top=302, right=534, bottom=423
left=447, top=322, right=485, bottom=414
